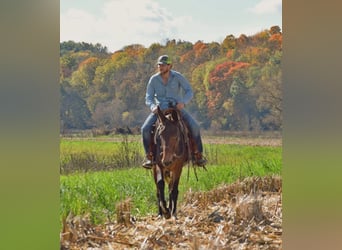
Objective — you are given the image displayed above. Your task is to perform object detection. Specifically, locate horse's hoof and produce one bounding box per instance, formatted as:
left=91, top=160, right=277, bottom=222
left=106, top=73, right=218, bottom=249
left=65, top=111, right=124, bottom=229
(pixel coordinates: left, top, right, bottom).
left=164, top=212, right=171, bottom=219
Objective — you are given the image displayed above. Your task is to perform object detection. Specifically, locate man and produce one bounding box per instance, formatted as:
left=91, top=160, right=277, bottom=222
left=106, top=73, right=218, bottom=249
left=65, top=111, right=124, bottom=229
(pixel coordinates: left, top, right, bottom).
left=141, top=55, right=207, bottom=168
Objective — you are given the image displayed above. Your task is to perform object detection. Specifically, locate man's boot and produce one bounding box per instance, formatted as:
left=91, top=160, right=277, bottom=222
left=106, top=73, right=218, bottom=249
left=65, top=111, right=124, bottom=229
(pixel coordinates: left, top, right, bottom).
left=142, top=154, right=153, bottom=169
left=193, top=152, right=207, bottom=166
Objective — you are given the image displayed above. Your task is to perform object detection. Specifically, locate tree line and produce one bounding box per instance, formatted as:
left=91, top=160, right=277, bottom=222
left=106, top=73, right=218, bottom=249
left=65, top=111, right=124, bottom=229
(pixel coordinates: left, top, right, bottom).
left=60, top=25, right=282, bottom=134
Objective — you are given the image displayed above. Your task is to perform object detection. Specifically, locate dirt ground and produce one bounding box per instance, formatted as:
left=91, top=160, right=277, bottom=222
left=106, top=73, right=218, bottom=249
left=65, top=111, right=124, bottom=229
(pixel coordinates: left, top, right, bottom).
left=61, top=175, right=282, bottom=250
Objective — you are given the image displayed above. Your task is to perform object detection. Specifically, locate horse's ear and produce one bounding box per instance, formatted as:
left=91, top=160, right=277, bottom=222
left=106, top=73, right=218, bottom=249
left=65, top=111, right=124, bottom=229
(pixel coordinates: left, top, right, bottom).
left=157, top=106, right=167, bottom=124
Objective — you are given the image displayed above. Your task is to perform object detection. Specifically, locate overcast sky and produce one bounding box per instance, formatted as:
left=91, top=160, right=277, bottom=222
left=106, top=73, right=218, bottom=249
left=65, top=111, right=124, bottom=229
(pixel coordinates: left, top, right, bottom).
left=60, top=0, right=282, bottom=53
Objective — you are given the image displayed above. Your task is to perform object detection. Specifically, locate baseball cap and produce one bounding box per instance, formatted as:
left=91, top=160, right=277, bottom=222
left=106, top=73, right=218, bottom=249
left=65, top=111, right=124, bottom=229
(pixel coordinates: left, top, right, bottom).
left=157, top=55, right=172, bottom=65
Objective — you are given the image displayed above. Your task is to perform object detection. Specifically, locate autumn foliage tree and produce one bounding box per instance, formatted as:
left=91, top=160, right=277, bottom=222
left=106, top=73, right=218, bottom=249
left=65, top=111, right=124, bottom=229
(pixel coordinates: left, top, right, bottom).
left=60, top=26, right=282, bottom=133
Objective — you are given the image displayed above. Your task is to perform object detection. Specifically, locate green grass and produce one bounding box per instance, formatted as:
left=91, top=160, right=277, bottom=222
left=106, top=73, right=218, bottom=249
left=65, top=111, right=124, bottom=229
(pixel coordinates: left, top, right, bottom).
left=60, top=138, right=281, bottom=226
left=60, top=168, right=156, bottom=224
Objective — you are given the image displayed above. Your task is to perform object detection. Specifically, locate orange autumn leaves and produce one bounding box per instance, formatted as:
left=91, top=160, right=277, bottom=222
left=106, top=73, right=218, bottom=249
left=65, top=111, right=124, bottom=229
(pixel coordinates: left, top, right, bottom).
left=206, top=61, right=249, bottom=117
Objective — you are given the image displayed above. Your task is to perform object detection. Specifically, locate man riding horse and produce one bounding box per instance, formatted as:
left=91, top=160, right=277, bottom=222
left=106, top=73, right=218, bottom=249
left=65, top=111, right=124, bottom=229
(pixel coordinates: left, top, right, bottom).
left=141, top=55, right=206, bottom=168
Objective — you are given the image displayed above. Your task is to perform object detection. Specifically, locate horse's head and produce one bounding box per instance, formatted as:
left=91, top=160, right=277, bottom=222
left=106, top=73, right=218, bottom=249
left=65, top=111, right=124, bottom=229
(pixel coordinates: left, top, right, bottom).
left=156, top=106, right=182, bottom=167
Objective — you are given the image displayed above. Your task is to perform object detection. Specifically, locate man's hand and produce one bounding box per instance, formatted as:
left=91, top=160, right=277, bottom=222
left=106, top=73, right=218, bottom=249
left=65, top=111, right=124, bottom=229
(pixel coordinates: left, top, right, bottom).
left=176, top=103, right=185, bottom=110
left=152, top=106, right=158, bottom=114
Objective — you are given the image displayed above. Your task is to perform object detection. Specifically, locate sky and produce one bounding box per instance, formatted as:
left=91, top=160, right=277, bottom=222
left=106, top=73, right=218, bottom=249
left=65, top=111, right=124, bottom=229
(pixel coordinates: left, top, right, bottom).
left=60, top=0, right=282, bottom=53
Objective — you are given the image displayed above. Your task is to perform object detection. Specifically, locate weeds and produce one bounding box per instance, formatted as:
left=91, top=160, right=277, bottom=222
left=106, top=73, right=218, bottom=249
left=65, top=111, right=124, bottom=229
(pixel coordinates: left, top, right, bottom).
left=60, top=135, right=143, bottom=174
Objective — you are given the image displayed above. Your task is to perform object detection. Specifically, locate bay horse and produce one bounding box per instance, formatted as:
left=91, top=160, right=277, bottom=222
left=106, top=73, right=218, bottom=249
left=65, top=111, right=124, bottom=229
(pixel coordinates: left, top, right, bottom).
left=152, top=106, right=190, bottom=219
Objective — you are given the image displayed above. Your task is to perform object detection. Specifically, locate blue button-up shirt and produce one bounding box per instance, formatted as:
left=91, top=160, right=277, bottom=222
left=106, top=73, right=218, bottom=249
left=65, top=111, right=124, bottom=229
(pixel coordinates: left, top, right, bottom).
left=145, top=70, right=194, bottom=111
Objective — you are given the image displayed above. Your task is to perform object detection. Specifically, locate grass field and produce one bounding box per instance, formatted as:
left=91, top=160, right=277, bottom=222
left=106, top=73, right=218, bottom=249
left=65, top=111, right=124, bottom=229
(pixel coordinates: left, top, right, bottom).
left=60, top=135, right=282, bottom=225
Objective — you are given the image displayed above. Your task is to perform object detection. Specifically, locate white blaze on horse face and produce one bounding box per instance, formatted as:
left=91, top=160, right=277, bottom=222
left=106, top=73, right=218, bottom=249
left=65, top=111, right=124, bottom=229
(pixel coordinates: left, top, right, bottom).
left=156, top=165, right=162, bottom=182
left=161, top=139, right=174, bottom=164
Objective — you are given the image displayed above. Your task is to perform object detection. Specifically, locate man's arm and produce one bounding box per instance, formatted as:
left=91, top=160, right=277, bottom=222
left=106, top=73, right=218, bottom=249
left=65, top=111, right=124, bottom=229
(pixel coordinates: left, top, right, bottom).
left=178, top=73, right=193, bottom=105
left=145, top=79, right=157, bottom=112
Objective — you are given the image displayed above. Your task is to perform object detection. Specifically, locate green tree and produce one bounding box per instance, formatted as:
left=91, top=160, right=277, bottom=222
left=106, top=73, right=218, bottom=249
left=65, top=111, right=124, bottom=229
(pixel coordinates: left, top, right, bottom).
left=221, top=34, right=236, bottom=53
left=255, top=57, right=282, bottom=130
left=60, top=83, right=92, bottom=131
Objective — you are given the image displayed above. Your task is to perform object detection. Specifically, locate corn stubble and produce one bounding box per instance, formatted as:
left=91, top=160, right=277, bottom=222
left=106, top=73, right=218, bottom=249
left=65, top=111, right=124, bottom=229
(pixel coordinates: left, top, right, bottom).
left=61, top=175, right=282, bottom=249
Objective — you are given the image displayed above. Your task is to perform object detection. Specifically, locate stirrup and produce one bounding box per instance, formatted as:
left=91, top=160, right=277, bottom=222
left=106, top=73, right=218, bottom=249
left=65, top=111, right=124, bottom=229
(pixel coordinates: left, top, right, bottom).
left=193, top=152, right=207, bottom=166
left=196, top=158, right=207, bottom=166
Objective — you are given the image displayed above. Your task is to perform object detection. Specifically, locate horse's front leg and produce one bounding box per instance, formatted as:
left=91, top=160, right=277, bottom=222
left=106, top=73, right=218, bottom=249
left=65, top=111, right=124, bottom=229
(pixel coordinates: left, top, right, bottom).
left=168, top=178, right=180, bottom=218
left=154, top=165, right=170, bottom=219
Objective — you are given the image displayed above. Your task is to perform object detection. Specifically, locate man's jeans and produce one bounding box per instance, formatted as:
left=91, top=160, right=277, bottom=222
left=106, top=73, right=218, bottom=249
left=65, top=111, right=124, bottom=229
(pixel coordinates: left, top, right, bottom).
left=141, top=109, right=203, bottom=155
